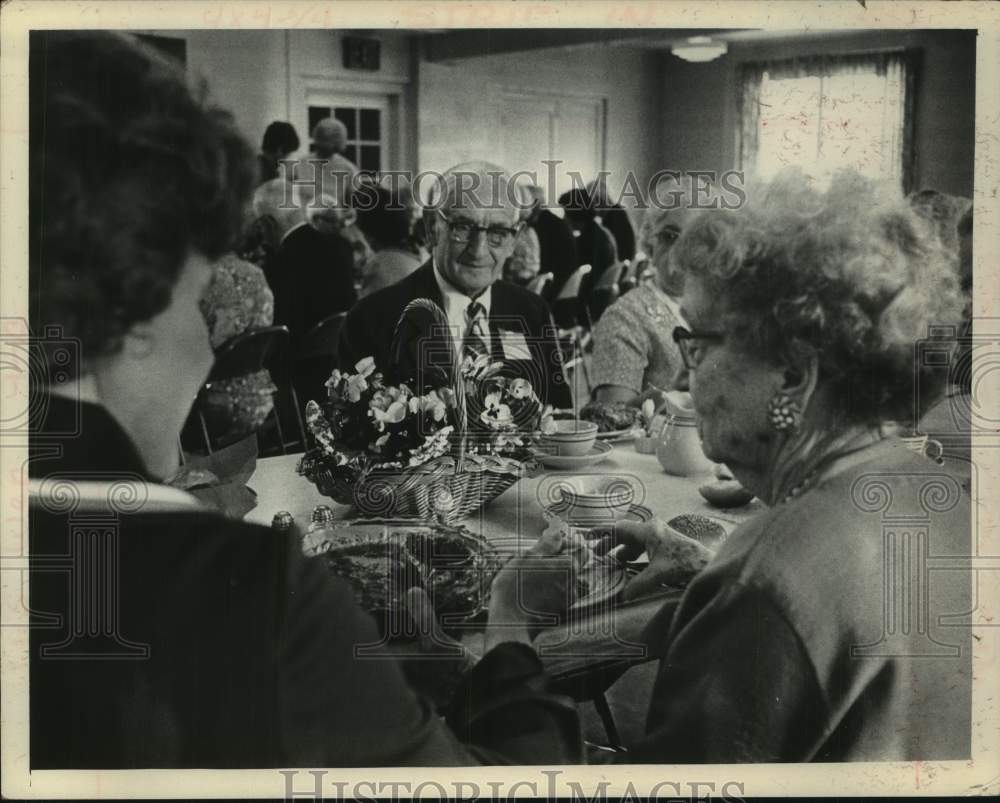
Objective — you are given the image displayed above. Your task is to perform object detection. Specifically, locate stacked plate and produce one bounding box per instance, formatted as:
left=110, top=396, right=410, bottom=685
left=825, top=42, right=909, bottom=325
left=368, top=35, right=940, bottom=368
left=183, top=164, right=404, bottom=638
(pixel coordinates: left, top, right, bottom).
left=532, top=440, right=613, bottom=470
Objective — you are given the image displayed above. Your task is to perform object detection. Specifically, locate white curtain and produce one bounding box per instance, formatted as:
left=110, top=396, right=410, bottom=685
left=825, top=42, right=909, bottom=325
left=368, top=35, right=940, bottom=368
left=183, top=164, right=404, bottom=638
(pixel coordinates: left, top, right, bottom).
left=738, top=52, right=915, bottom=191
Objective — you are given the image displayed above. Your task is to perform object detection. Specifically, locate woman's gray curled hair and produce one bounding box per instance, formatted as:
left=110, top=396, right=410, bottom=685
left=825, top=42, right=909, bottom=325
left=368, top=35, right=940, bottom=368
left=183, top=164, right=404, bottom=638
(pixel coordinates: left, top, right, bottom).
left=671, top=168, right=964, bottom=424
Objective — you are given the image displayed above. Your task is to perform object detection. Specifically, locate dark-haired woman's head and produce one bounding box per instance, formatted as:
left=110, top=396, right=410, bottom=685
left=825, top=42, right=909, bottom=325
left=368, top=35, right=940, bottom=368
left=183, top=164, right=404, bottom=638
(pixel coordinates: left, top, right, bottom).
left=355, top=186, right=414, bottom=251
left=261, top=121, right=300, bottom=159
left=30, top=31, right=255, bottom=477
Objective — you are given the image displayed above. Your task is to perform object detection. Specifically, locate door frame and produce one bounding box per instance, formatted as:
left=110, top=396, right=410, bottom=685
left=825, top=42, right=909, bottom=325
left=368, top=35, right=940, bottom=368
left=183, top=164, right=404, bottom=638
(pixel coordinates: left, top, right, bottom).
left=494, top=86, right=607, bottom=195
left=293, top=75, right=410, bottom=172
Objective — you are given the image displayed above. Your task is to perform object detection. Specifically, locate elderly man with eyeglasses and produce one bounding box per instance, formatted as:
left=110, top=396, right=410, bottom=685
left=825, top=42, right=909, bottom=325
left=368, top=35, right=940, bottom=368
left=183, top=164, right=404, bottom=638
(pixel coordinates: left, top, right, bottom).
left=338, top=161, right=572, bottom=408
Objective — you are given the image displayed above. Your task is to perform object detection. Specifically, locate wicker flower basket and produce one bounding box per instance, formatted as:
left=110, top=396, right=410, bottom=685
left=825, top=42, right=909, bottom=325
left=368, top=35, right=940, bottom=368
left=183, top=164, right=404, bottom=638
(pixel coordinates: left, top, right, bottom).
left=306, top=453, right=531, bottom=522
left=299, top=299, right=536, bottom=523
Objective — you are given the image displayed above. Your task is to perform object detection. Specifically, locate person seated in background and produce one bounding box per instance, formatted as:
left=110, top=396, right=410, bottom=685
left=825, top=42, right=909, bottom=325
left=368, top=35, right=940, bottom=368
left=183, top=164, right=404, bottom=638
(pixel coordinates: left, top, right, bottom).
left=195, top=253, right=277, bottom=442
left=257, top=120, right=299, bottom=186
left=588, top=177, right=636, bottom=262
left=589, top=176, right=698, bottom=407
left=339, top=161, right=572, bottom=409
left=907, top=188, right=973, bottom=416
left=307, top=193, right=364, bottom=298
left=265, top=188, right=359, bottom=347
left=524, top=184, right=578, bottom=299
left=237, top=209, right=281, bottom=271
left=558, top=187, right=618, bottom=325
left=503, top=225, right=541, bottom=287
left=28, top=30, right=582, bottom=769
left=355, top=183, right=424, bottom=298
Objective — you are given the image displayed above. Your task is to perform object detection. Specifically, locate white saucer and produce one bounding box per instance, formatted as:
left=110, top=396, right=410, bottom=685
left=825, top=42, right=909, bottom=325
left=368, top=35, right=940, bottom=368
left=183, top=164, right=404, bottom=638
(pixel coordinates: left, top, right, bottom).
left=533, top=441, right=613, bottom=470
left=543, top=500, right=654, bottom=528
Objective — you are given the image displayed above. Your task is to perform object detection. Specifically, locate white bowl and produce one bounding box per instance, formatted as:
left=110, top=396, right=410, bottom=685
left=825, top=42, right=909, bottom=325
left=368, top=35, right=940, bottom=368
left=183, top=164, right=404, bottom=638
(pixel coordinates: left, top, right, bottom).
left=539, top=419, right=598, bottom=457
left=558, top=476, right=635, bottom=522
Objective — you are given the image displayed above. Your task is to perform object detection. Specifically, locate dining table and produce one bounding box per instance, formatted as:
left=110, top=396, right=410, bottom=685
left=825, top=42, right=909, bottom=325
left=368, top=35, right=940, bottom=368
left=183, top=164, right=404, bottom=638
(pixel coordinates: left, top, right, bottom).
left=245, top=440, right=765, bottom=718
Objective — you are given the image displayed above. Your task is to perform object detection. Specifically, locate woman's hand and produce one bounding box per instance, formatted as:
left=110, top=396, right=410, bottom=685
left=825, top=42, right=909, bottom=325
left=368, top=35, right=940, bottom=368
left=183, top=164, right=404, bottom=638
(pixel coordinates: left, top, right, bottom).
left=595, top=519, right=715, bottom=602
left=484, top=526, right=586, bottom=651
left=400, top=587, right=479, bottom=664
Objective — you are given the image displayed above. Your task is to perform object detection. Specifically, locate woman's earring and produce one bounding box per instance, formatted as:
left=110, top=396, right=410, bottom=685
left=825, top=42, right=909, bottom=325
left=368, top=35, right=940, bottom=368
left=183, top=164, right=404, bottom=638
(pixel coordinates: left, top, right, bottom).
left=768, top=393, right=801, bottom=432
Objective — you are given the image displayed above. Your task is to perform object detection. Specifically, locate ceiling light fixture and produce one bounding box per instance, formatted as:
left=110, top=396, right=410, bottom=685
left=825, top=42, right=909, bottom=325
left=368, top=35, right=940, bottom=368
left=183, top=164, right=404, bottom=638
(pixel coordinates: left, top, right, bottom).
left=671, top=36, right=728, bottom=63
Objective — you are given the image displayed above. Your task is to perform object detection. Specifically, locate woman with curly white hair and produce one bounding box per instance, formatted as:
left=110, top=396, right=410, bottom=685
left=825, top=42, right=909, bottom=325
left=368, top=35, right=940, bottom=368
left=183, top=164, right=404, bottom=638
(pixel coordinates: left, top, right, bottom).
left=595, top=168, right=971, bottom=762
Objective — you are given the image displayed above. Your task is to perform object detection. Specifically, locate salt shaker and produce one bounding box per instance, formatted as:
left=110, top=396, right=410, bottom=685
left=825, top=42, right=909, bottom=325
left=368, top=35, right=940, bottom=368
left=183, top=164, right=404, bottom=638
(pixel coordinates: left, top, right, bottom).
left=308, top=505, right=336, bottom=532
left=271, top=511, right=295, bottom=533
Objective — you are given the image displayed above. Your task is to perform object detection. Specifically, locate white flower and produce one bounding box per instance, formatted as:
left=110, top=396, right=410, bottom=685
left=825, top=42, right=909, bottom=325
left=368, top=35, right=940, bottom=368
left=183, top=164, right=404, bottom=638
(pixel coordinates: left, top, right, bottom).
left=345, top=373, right=369, bottom=402
left=480, top=392, right=513, bottom=428
left=409, top=390, right=447, bottom=422
left=407, top=426, right=453, bottom=467
left=369, top=390, right=391, bottom=412
left=539, top=405, right=557, bottom=435
left=462, top=353, right=502, bottom=381
left=354, top=356, right=376, bottom=378
left=496, top=433, right=524, bottom=451
left=641, top=398, right=656, bottom=422
left=372, top=400, right=408, bottom=430
left=324, top=369, right=343, bottom=397
left=510, top=378, right=535, bottom=400
left=373, top=433, right=390, bottom=452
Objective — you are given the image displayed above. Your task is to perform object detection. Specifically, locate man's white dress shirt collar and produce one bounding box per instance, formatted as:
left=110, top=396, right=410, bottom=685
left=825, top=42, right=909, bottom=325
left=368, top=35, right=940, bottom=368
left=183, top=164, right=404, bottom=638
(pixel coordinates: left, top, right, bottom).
left=432, top=260, right=492, bottom=354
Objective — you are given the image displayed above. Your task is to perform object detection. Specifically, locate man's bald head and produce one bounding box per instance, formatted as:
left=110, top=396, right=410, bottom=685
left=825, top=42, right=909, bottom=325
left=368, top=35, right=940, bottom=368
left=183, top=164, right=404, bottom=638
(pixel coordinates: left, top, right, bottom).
left=312, top=117, right=348, bottom=158
left=425, top=161, right=527, bottom=296
left=428, top=161, right=530, bottom=226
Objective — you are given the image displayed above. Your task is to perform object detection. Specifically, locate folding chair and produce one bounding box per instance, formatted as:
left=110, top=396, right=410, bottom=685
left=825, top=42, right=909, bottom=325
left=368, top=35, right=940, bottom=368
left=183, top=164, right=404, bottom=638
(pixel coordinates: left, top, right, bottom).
left=586, top=261, right=623, bottom=327
left=525, top=271, right=554, bottom=297
left=298, top=311, right=348, bottom=361
left=551, top=263, right=591, bottom=330
left=294, top=311, right=348, bottom=404
left=188, top=326, right=306, bottom=457
left=617, top=258, right=638, bottom=295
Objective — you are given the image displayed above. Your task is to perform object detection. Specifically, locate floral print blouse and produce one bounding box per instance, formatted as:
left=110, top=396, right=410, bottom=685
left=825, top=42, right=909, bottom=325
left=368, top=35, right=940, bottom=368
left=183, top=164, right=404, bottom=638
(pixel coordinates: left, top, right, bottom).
left=590, top=282, right=686, bottom=396
left=199, top=255, right=277, bottom=436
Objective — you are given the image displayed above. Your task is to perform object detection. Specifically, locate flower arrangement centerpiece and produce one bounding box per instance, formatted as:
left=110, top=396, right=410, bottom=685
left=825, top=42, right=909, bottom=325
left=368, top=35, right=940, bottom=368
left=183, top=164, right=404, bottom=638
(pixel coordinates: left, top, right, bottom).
left=297, top=299, right=554, bottom=522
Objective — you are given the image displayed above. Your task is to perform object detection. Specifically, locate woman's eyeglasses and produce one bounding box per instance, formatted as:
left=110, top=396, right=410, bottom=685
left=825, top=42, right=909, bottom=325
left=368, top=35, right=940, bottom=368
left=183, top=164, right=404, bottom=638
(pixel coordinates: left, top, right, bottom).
left=437, top=209, right=521, bottom=249
left=656, top=228, right=680, bottom=246
left=672, top=325, right=724, bottom=370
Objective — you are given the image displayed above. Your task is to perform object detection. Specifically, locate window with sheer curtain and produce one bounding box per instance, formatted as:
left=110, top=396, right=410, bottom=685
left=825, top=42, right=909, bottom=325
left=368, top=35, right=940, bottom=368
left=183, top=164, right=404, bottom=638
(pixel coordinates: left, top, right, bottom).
left=738, top=51, right=916, bottom=190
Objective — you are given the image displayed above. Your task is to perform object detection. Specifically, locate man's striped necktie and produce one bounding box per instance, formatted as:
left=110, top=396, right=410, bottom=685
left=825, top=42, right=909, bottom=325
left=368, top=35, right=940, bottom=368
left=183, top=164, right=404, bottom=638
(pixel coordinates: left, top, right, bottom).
left=462, top=301, right=490, bottom=362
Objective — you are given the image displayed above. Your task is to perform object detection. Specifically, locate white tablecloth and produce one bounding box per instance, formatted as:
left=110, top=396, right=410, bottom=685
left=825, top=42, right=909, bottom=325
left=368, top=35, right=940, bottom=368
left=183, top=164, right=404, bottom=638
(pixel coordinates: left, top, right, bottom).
left=245, top=445, right=765, bottom=540
left=244, top=445, right=766, bottom=683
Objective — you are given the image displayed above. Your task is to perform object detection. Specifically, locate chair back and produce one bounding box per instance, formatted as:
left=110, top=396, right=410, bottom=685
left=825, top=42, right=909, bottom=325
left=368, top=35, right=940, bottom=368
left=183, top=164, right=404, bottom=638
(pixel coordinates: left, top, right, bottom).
left=594, top=261, right=623, bottom=291
left=618, top=259, right=638, bottom=295
left=298, top=312, right=348, bottom=361
left=188, top=325, right=307, bottom=457
left=208, top=326, right=290, bottom=383
left=526, top=272, right=554, bottom=296
left=555, top=264, right=591, bottom=301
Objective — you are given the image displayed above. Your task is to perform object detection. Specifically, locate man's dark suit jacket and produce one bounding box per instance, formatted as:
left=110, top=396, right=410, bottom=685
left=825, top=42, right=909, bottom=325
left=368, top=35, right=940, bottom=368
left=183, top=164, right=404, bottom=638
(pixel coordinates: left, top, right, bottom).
left=266, top=223, right=357, bottom=348
left=338, top=262, right=572, bottom=409
left=529, top=208, right=579, bottom=300
left=28, top=394, right=581, bottom=767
